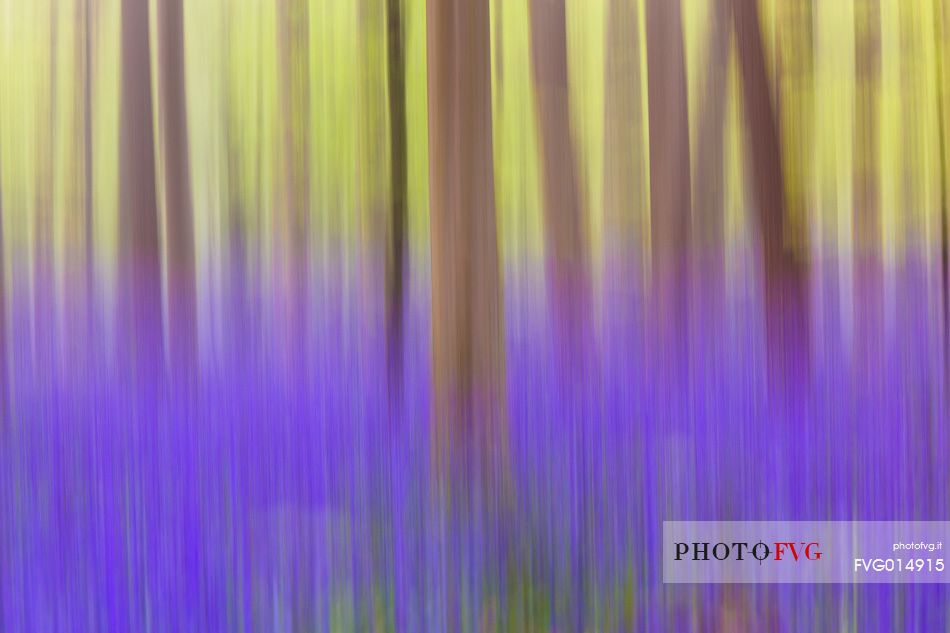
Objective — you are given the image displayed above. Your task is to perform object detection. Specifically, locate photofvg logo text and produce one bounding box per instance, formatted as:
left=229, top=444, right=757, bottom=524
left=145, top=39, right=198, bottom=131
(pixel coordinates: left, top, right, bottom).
left=674, top=540, right=822, bottom=563
left=663, top=522, right=950, bottom=584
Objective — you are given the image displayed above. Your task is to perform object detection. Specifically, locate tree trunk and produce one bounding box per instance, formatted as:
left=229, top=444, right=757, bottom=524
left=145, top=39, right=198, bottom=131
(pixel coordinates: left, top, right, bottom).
left=603, top=0, right=647, bottom=261
left=0, top=144, right=7, bottom=413
left=529, top=0, right=589, bottom=358
left=157, top=0, right=197, bottom=372
left=732, top=0, right=810, bottom=378
left=35, top=0, right=59, bottom=364
left=426, top=0, right=507, bottom=490
left=733, top=0, right=784, bottom=258
left=120, top=0, right=162, bottom=377
left=936, top=0, right=949, bottom=382
left=853, top=0, right=880, bottom=255
left=276, top=0, right=309, bottom=372
left=426, top=4, right=510, bottom=626
left=386, top=0, right=408, bottom=388
left=693, top=0, right=730, bottom=286
left=645, top=0, right=691, bottom=353
left=853, top=0, right=882, bottom=372
left=84, top=0, right=96, bottom=334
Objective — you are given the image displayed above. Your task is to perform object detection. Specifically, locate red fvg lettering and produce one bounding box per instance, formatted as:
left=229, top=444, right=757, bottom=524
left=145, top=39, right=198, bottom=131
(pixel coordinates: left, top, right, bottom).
left=774, top=542, right=822, bottom=561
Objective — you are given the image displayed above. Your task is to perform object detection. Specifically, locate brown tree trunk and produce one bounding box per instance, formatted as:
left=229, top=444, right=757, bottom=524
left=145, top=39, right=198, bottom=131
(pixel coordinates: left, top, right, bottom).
left=853, top=0, right=880, bottom=255
left=426, top=6, right=511, bottom=626
left=733, top=0, right=786, bottom=263
left=35, top=0, right=59, bottom=363
left=603, top=0, right=647, bottom=260
left=529, top=0, right=589, bottom=357
left=645, top=0, right=691, bottom=350
left=853, top=0, right=882, bottom=373
left=693, top=0, right=730, bottom=286
left=0, top=144, right=7, bottom=413
left=120, top=0, right=162, bottom=376
left=157, top=0, right=197, bottom=371
left=426, top=0, right=507, bottom=488
left=386, top=0, right=408, bottom=387
left=223, top=75, right=244, bottom=329
left=732, top=0, right=809, bottom=377
left=84, top=0, right=96, bottom=332
left=936, top=0, right=949, bottom=382
left=276, top=0, right=309, bottom=371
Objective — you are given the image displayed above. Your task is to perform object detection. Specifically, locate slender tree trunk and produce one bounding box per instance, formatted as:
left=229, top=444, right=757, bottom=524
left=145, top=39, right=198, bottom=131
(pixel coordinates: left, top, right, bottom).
left=276, top=0, right=309, bottom=372
left=732, top=0, right=784, bottom=239
left=0, top=145, right=7, bottom=413
left=732, top=0, right=809, bottom=379
left=120, top=0, right=162, bottom=378
left=693, top=0, right=730, bottom=287
left=529, top=0, right=589, bottom=358
left=645, top=0, right=691, bottom=355
left=222, top=6, right=248, bottom=360
left=853, top=0, right=882, bottom=372
left=494, top=0, right=504, bottom=92
left=602, top=0, right=651, bottom=402
left=35, top=0, right=59, bottom=365
left=426, top=0, right=507, bottom=492
left=853, top=0, right=880, bottom=255
left=935, top=0, right=949, bottom=382
left=603, top=0, right=646, bottom=261
left=386, top=0, right=408, bottom=388
left=157, top=0, right=197, bottom=372
left=84, top=0, right=96, bottom=336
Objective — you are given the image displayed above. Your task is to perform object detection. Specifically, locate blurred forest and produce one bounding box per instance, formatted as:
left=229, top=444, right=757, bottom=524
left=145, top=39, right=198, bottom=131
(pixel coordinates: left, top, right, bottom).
left=0, top=0, right=947, bottom=382
left=1, top=0, right=950, bottom=629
